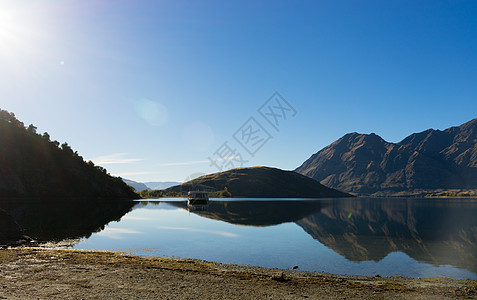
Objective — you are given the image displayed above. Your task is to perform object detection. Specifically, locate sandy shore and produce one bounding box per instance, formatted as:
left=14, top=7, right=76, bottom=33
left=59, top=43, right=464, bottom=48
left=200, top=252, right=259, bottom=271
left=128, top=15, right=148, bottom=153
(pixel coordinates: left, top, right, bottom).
left=0, top=248, right=476, bottom=299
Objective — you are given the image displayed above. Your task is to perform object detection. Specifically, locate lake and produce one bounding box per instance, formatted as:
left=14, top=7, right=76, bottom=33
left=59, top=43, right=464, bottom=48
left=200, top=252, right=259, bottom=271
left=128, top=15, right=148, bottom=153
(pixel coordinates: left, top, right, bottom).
left=66, top=197, right=477, bottom=279
left=2, top=197, right=476, bottom=279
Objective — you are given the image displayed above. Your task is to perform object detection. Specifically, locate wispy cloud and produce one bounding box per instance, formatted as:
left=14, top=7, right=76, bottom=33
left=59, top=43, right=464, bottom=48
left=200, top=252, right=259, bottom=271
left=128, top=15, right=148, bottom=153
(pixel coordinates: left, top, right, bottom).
left=158, top=160, right=209, bottom=167
left=122, top=216, right=152, bottom=221
left=112, top=171, right=157, bottom=177
left=158, top=156, right=241, bottom=167
left=96, top=228, right=143, bottom=239
left=156, top=226, right=239, bottom=238
left=91, top=153, right=145, bottom=165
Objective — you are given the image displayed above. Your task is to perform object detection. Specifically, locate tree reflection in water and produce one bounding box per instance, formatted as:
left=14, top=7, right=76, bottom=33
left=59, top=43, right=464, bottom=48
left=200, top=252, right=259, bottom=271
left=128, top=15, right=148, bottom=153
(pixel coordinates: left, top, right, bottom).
left=0, top=198, right=136, bottom=244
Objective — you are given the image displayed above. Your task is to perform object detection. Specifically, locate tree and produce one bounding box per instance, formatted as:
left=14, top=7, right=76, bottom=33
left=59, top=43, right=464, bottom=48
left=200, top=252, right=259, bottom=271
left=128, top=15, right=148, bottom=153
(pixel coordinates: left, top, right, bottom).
left=216, top=187, right=231, bottom=197
left=27, top=124, right=37, bottom=134
left=95, top=165, right=107, bottom=174
left=42, top=132, right=50, bottom=141
left=0, top=109, right=24, bottom=127
left=223, top=186, right=231, bottom=197
left=61, top=142, right=73, bottom=154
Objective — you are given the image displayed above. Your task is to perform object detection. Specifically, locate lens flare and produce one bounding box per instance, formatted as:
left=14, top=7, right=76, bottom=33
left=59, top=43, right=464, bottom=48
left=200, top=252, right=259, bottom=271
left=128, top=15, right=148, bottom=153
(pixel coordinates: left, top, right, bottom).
left=133, top=99, right=169, bottom=126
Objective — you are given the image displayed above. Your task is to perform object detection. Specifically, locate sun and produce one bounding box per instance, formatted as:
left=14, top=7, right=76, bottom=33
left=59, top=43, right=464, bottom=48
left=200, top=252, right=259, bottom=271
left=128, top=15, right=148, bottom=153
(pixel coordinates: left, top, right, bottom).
left=0, top=1, right=50, bottom=69
left=0, top=3, right=25, bottom=55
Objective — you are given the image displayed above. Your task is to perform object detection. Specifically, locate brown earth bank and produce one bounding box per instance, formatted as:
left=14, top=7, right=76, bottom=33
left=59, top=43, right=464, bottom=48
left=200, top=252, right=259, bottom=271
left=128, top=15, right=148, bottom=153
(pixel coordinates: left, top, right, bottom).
left=0, top=248, right=476, bottom=299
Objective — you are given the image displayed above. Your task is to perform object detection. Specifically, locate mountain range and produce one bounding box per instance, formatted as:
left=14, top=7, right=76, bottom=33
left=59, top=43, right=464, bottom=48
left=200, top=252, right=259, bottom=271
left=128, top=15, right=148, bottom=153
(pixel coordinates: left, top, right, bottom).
left=122, top=179, right=150, bottom=192
left=296, top=118, right=477, bottom=195
left=145, top=181, right=181, bottom=190
left=4, top=105, right=477, bottom=198
left=122, top=179, right=181, bottom=192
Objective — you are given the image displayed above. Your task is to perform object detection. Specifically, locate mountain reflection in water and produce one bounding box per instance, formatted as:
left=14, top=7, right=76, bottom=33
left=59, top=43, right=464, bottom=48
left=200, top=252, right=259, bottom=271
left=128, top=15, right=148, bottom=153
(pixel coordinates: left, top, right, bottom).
left=165, top=198, right=477, bottom=275
left=296, top=198, right=477, bottom=274
left=2, top=197, right=476, bottom=278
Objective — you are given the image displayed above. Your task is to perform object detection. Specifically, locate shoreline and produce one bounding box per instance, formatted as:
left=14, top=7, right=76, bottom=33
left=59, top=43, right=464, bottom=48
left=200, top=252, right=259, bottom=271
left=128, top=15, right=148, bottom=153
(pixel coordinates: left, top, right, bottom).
left=1, top=248, right=476, bottom=299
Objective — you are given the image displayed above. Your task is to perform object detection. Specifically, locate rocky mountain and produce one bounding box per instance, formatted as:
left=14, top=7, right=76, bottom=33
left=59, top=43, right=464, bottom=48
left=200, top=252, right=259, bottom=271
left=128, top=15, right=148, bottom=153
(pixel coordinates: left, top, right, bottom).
left=164, top=166, right=351, bottom=198
left=295, top=118, right=477, bottom=195
left=0, top=109, right=138, bottom=199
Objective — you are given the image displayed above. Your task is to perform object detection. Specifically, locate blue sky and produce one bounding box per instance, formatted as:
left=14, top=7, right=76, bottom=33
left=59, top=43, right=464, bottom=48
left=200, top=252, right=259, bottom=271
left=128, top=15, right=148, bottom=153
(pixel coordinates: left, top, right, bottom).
left=1, top=0, right=476, bottom=182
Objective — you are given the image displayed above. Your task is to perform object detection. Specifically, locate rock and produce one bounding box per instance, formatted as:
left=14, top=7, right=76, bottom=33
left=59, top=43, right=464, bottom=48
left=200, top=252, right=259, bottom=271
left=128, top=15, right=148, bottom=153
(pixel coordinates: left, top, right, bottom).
left=271, top=272, right=288, bottom=282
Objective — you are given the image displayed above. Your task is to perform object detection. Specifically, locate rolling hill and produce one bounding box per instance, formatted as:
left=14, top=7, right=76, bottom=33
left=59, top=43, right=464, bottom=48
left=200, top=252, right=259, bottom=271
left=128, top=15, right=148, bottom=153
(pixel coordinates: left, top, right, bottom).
left=163, top=166, right=351, bottom=198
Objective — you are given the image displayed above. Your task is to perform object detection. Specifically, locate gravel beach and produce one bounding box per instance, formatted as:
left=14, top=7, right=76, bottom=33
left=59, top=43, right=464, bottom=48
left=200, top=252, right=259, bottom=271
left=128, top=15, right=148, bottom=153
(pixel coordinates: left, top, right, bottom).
left=1, top=248, right=476, bottom=299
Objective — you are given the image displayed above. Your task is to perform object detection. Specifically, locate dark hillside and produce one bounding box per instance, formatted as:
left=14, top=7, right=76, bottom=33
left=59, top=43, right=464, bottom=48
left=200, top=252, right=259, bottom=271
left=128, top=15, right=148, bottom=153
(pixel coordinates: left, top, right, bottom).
left=164, top=166, right=351, bottom=198
left=0, top=109, right=138, bottom=199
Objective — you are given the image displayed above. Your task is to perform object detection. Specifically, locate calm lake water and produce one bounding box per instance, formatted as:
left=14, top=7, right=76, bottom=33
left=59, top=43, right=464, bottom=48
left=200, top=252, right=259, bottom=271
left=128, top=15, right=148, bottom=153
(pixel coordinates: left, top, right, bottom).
left=68, top=197, right=477, bottom=279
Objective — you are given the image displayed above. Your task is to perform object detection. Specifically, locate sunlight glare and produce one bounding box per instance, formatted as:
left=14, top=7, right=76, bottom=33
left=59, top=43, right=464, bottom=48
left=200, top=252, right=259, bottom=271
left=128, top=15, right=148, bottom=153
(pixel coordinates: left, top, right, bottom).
left=133, top=99, right=170, bottom=126
left=0, top=1, right=53, bottom=72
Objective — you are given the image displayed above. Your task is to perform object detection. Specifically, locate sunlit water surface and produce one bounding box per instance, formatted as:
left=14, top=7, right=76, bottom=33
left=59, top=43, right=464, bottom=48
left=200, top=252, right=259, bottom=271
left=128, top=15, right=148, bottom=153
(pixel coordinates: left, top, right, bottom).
left=73, top=198, right=477, bottom=279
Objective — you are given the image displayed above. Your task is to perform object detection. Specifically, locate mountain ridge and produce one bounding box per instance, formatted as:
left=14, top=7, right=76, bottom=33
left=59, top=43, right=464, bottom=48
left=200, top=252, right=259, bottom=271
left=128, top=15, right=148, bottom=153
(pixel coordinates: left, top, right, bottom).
left=296, top=118, right=477, bottom=195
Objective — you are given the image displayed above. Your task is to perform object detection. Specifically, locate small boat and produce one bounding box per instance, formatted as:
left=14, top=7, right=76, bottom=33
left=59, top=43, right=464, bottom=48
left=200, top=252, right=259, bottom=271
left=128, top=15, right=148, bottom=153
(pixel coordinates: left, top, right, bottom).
left=187, top=191, right=209, bottom=208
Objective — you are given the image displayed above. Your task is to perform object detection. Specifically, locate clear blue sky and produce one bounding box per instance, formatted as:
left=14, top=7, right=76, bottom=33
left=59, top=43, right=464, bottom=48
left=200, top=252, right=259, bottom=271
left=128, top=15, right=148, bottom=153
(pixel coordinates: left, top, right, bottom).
left=1, top=1, right=477, bottom=182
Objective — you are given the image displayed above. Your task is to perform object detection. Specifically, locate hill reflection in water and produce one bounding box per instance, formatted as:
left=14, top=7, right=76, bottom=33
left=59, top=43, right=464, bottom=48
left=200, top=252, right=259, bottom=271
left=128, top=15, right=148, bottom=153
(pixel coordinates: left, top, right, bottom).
left=165, top=198, right=477, bottom=275
left=3, top=197, right=476, bottom=278
left=168, top=199, right=328, bottom=226
left=0, top=199, right=136, bottom=244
